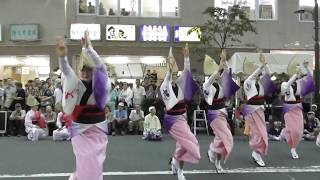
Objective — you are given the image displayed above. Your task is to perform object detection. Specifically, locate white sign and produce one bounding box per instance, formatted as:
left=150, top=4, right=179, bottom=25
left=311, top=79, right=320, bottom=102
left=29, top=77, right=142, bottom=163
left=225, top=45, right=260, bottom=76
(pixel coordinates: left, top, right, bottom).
left=106, top=25, right=136, bottom=41
left=174, top=26, right=201, bottom=42
left=140, top=25, right=170, bottom=42
left=22, top=67, right=30, bottom=75
left=70, top=24, right=101, bottom=40
left=0, top=24, right=2, bottom=42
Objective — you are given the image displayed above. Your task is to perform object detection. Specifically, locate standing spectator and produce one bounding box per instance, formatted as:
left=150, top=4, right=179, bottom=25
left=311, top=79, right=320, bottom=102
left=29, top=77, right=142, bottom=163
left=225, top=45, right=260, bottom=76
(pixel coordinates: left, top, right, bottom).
left=105, top=105, right=114, bottom=135
left=132, top=79, right=146, bottom=106
left=150, top=70, right=158, bottom=83
left=108, top=83, right=118, bottom=112
left=25, top=96, right=47, bottom=141
left=39, top=82, right=54, bottom=112
left=53, top=81, right=63, bottom=113
left=119, top=82, right=133, bottom=107
left=12, top=82, right=26, bottom=110
left=4, top=78, right=16, bottom=111
left=143, top=78, right=150, bottom=90
left=112, top=102, right=128, bottom=136
left=146, top=69, right=151, bottom=79
left=146, top=85, right=156, bottom=99
left=53, top=111, right=71, bottom=141
left=0, top=80, right=4, bottom=110
left=150, top=79, right=157, bottom=91
left=311, top=104, right=320, bottom=119
left=44, top=105, right=57, bottom=136
left=9, top=103, right=26, bottom=136
left=128, top=105, right=144, bottom=134
left=143, top=106, right=162, bottom=141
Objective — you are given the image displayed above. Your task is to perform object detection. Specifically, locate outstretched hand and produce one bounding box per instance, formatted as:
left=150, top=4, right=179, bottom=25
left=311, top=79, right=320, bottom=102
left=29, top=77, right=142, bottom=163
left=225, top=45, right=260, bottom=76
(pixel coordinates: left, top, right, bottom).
left=56, top=37, right=67, bottom=58
left=303, top=60, right=309, bottom=68
left=81, top=31, right=91, bottom=49
left=259, top=53, right=267, bottom=67
left=182, top=43, right=189, bottom=58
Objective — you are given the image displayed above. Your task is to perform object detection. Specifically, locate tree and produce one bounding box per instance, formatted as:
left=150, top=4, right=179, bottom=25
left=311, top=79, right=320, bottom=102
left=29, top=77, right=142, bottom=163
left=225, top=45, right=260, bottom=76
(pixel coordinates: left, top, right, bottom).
left=190, top=5, right=257, bottom=49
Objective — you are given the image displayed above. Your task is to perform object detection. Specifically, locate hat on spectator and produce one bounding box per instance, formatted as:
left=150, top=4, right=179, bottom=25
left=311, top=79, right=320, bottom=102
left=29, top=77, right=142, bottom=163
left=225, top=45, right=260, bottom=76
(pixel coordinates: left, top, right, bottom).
left=149, top=106, right=156, bottom=112
left=312, top=104, right=317, bottom=109
left=26, top=95, right=40, bottom=107
left=118, top=102, right=124, bottom=107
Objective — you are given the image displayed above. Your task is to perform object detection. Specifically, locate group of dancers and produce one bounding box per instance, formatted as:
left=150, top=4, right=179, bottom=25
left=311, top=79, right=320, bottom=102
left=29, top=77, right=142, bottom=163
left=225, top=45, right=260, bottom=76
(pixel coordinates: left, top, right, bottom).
left=50, top=31, right=317, bottom=180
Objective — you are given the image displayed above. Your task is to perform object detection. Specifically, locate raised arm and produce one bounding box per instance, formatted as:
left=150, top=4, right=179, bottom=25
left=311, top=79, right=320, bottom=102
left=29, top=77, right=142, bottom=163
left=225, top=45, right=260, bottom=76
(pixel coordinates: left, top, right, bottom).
left=303, top=60, right=313, bottom=76
left=56, top=38, right=77, bottom=78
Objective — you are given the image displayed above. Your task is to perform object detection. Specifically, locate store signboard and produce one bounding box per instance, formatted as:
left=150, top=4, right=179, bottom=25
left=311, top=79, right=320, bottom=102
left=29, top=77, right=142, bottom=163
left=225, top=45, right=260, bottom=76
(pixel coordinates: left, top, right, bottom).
left=140, top=25, right=170, bottom=42
left=174, top=26, right=200, bottom=42
left=106, top=25, right=136, bottom=41
left=10, top=24, right=40, bottom=41
left=70, top=24, right=101, bottom=40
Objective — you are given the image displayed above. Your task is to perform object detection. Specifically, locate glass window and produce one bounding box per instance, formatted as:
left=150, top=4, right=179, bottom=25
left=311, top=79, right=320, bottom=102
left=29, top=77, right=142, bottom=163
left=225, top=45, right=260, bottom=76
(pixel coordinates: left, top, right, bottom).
left=258, top=0, right=276, bottom=19
left=141, top=0, right=160, bottom=17
left=214, top=0, right=256, bottom=19
left=120, top=0, right=138, bottom=16
left=78, top=0, right=96, bottom=14
left=98, top=0, right=118, bottom=15
left=162, top=0, right=179, bottom=17
left=237, top=0, right=256, bottom=19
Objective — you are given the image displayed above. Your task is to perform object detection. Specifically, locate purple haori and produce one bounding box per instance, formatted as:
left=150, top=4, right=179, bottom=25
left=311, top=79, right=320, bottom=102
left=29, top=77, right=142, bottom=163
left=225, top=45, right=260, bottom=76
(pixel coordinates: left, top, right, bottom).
left=93, top=65, right=108, bottom=111
left=261, top=74, right=276, bottom=96
left=164, top=114, right=177, bottom=132
left=222, top=71, right=240, bottom=98
left=301, top=75, right=315, bottom=97
left=179, top=69, right=199, bottom=102
left=283, top=103, right=303, bottom=114
left=207, top=110, right=226, bottom=125
left=242, top=105, right=258, bottom=117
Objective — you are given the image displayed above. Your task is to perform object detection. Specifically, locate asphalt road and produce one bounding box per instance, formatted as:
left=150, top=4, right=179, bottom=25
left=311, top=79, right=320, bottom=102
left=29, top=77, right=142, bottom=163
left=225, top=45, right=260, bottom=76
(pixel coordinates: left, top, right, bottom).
left=0, top=134, right=319, bottom=180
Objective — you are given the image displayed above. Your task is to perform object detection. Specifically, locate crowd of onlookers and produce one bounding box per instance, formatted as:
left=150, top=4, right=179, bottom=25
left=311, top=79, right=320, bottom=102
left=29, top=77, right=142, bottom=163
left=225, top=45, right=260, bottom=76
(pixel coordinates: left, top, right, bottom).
left=0, top=69, right=164, bottom=141
left=1, top=68, right=320, bottom=144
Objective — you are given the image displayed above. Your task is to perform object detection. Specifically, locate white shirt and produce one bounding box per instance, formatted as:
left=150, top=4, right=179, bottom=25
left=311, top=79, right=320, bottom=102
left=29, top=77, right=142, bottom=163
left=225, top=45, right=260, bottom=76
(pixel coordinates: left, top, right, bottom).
left=129, top=110, right=144, bottom=122
left=53, top=88, right=63, bottom=105
left=144, top=113, right=161, bottom=132
left=25, top=110, right=45, bottom=133
left=119, top=88, right=133, bottom=106
left=132, top=86, right=146, bottom=105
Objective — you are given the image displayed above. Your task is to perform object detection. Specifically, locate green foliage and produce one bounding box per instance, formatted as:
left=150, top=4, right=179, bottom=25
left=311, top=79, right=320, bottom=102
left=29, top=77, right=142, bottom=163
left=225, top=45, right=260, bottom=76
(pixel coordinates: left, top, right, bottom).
left=189, top=5, right=257, bottom=49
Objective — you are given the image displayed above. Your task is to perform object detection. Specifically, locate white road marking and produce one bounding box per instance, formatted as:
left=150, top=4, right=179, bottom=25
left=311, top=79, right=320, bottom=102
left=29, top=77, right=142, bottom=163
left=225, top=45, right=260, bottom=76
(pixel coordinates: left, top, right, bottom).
left=0, top=166, right=320, bottom=178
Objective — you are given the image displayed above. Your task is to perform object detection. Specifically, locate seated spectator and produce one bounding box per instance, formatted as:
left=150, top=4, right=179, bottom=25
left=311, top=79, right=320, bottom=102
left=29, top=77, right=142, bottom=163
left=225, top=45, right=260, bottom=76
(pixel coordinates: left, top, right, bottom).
left=112, top=102, right=128, bottom=136
left=44, top=105, right=57, bottom=136
left=105, top=105, right=114, bottom=135
left=53, top=112, right=71, bottom=141
left=9, top=103, right=26, bottom=136
left=303, top=112, right=320, bottom=141
left=143, top=106, right=162, bottom=141
left=128, top=105, right=144, bottom=135
left=25, top=96, right=47, bottom=141
left=268, top=121, right=283, bottom=141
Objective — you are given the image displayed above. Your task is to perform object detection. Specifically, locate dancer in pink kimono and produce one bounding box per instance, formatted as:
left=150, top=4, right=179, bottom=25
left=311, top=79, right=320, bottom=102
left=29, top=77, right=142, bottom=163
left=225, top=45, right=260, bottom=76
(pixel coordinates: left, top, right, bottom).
left=56, top=31, right=109, bottom=180
left=243, top=54, right=275, bottom=167
left=160, top=45, right=200, bottom=180
left=280, top=60, right=315, bottom=159
left=203, top=50, right=239, bottom=173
